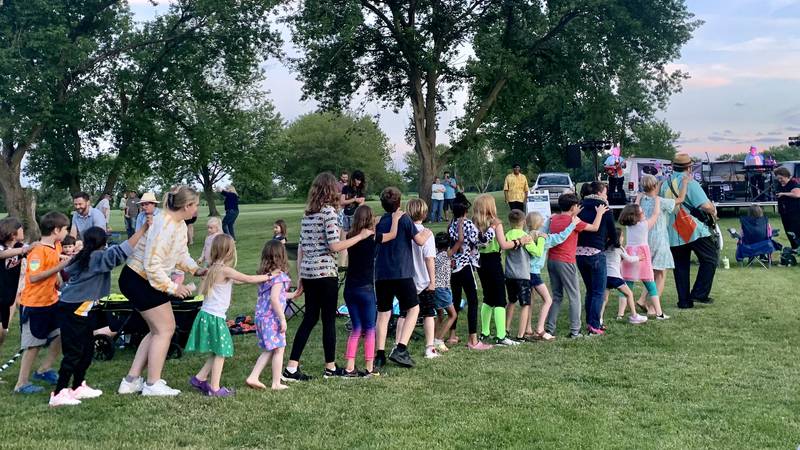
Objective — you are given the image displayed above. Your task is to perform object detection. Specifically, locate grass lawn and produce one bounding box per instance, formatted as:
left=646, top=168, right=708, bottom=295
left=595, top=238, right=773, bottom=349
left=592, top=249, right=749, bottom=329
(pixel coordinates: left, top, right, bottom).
left=0, top=193, right=798, bottom=449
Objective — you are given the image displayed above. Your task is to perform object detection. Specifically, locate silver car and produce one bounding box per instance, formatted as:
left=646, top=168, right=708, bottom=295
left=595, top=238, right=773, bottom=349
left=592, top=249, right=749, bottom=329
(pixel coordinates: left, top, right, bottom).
left=533, top=173, right=575, bottom=208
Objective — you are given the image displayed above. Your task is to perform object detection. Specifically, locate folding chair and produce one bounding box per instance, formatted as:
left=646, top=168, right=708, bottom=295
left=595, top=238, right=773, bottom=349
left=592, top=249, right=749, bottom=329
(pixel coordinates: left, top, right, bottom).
left=284, top=243, right=305, bottom=321
left=729, top=216, right=777, bottom=268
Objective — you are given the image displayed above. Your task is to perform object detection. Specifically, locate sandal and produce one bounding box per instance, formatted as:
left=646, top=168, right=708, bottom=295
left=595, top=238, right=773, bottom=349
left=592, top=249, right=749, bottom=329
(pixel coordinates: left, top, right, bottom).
left=446, top=336, right=460, bottom=345
left=532, top=331, right=556, bottom=342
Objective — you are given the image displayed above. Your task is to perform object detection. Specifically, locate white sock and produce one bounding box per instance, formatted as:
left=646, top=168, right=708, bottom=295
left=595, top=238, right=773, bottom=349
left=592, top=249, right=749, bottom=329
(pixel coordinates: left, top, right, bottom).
left=286, top=366, right=297, bottom=374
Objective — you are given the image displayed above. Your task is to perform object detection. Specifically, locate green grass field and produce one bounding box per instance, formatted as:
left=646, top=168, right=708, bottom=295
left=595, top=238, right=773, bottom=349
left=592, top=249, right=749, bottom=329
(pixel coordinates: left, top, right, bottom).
left=0, top=193, right=798, bottom=449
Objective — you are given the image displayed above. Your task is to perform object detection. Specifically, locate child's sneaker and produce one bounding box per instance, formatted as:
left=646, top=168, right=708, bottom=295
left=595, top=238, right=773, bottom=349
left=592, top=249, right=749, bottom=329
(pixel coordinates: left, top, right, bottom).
left=388, top=347, right=415, bottom=368
left=117, top=376, right=144, bottom=394
left=495, top=337, right=520, bottom=346
left=141, top=379, right=181, bottom=397
left=341, top=369, right=360, bottom=379
left=72, top=381, right=103, bottom=399
left=656, top=313, right=670, bottom=320
left=424, top=347, right=441, bottom=359
left=49, top=389, right=81, bottom=407
left=281, top=367, right=312, bottom=382
left=567, top=332, right=584, bottom=339
left=323, top=367, right=347, bottom=379
left=435, top=342, right=449, bottom=353
left=467, top=341, right=493, bottom=351
left=628, top=314, right=648, bottom=325
left=33, top=369, right=58, bottom=385
left=587, top=326, right=605, bottom=336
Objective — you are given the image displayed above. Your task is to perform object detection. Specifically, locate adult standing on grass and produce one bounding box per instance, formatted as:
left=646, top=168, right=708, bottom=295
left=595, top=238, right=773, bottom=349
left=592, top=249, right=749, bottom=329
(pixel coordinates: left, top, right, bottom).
left=336, top=171, right=349, bottom=195
left=340, top=170, right=366, bottom=234
left=282, top=173, right=375, bottom=381
left=430, top=177, right=445, bottom=222
left=443, top=171, right=458, bottom=221
left=659, top=153, right=718, bottom=309
left=220, top=185, right=240, bottom=240
left=504, top=163, right=530, bottom=213
left=95, top=193, right=112, bottom=229
left=124, top=191, right=140, bottom=238
left=135, top=192, right=161, bottom=232
left=774, top=167, right=800, bottom=249
left=117, top=186, right=206, bottom=396
left=70, top=192, right=107, bottom=240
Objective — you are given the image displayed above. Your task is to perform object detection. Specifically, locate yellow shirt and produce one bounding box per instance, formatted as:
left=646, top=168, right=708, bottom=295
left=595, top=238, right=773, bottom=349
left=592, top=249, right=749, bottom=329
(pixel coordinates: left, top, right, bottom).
left=127, top=213, right=198, bottom=295
left=504, top=173, right=529, bottom=203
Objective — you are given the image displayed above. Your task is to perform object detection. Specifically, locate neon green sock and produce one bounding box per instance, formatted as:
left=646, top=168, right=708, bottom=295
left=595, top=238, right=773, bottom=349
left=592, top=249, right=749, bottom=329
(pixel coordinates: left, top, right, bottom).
left=480, top=303, right=493, bottom=337
left=494, top=307, right=507, bottom=339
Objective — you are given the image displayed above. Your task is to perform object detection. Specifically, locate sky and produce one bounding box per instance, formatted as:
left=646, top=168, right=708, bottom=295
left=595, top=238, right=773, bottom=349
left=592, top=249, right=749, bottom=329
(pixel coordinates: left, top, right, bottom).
left=129, top=0, right=800, bottom=165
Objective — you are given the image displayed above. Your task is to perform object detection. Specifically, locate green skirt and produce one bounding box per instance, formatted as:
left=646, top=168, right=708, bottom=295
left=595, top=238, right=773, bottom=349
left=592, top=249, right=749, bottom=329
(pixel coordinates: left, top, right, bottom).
left=185, top=310, right=234, bottom=357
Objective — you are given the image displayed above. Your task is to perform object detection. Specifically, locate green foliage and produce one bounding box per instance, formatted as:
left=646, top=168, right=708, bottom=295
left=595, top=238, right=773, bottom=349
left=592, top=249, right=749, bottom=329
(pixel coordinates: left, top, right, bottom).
left=280, top=112, right=395, bottom=197
left=626, top=119, right=681, bottom=160
left=403, top=144, right=449, bottom=192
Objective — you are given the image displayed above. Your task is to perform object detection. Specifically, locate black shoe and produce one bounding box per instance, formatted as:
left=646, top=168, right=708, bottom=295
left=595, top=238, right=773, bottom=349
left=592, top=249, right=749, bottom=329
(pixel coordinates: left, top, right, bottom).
left=358, top=369, right=379, bottom=378
left=281, top=367, right=312, bottom=382
left=677, top=302, right=694, bottom=309
left=323, top=366, right=346, bottom=379
left=375, top=354, right=387, bottom=369
left=692, top=297, right=714, bottom=305
left=341, top=369, right=360, bottom=379
left=388, top=347, right=415, bottom=368
left=567, top=332, right=585, bottom=339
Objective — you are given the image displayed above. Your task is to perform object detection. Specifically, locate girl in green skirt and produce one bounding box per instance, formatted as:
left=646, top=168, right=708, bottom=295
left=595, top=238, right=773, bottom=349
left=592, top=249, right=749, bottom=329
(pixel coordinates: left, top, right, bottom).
left=185, top=234, right=272, bottom=397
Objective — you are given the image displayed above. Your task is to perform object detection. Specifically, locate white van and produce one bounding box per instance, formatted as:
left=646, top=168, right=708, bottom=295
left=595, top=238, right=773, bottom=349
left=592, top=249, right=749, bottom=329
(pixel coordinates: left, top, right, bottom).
left=620, top=157, right=672, bottom=201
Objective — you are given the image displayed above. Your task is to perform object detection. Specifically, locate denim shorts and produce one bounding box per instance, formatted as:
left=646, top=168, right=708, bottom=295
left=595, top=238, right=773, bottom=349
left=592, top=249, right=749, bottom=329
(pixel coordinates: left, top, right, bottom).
left=433, top=287, right=453, bottom=309
left=530, top=273, right=544, bottom=287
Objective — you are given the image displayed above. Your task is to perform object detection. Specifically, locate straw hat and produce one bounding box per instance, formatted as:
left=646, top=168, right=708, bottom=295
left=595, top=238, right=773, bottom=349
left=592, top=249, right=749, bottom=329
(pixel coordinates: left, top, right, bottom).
left=672, top=153, right=692, bottom=167
left=137, top=192, right=158, bottom=204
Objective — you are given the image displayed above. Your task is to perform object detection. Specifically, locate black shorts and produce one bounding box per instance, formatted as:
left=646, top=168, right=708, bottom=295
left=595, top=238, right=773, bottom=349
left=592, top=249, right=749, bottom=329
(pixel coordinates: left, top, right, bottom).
left=506, top=279, right=532, bottom=306
left=375, top=278, right=418, bottom=313
left=119, top=265, right=177, bottom=312
left=444, top=198, right=453, bottom=211
left=606, top=276, right=626, bottom=290
left=417, top=290, right=437, bottom=318
left=477, top=253, right=506, bottom=308
left=0, top=296, right=14, bottom=330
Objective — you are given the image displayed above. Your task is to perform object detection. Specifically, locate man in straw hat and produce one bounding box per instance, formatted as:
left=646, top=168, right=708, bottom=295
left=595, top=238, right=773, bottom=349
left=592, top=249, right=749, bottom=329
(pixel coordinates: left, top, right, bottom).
left=134, top=192, right=161, bottom=232
left=659, top=153, right=718, bottom=309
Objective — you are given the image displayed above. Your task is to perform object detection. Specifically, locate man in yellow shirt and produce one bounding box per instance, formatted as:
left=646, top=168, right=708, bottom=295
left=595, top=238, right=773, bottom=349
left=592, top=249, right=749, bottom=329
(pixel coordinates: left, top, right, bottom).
left=503, top=164, right=529, bottom=212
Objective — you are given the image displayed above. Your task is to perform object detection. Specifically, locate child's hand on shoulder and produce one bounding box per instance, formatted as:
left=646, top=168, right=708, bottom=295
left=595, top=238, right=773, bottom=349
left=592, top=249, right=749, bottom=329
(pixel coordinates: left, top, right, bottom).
left=595, top=204, right=609, bottom=215
left=638, top=254, right=646, bottom=261
left=392, top=209, right=405, bottom=220
left=571, top=215, right=581, bottom=226
left=359, top=228, right=375, bottom=239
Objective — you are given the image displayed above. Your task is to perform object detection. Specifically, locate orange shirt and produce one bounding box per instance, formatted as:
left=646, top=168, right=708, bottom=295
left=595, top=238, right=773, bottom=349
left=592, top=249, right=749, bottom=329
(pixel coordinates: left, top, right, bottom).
left=20, top=242, right=62, bottom=307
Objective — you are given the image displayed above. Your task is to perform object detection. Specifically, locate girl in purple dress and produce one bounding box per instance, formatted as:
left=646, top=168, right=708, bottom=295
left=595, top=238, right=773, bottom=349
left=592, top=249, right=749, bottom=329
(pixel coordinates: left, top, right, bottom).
left=246, top=240, right=298, bottom=391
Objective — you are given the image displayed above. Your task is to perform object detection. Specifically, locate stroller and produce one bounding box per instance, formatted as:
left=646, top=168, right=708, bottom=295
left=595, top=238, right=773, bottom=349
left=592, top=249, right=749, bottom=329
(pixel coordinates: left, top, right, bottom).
left=92, top=294, right=204, bottom=361
left=729, top=215, right=780, bottom=268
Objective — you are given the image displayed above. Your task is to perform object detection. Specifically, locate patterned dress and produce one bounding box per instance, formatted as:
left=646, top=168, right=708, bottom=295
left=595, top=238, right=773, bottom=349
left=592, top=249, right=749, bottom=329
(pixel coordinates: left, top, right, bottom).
left=640, top=195, right=676, bottom=270
left=255, top=272, right=291, bottom=351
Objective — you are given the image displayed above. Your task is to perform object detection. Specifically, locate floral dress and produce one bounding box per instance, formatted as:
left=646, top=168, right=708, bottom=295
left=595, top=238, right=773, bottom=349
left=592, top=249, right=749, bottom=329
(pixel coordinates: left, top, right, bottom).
left=255, top=272, right=291, bottom=351
left=640, top=195, right=676, bottom=270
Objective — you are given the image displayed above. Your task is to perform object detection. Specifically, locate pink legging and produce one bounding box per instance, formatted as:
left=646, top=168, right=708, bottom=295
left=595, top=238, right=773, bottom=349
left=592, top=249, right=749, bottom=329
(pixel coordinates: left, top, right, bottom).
left=343, top=285, right=377, bottom=361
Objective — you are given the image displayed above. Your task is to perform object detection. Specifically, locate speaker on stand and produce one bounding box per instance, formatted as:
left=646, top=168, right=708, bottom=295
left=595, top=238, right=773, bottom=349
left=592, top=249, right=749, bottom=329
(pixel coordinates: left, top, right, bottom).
left=565, top=144, right=581, bottom=169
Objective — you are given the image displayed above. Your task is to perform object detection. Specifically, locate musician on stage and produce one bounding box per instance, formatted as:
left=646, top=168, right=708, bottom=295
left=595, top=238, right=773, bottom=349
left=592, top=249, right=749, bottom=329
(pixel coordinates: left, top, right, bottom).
left=743, top=145, right=766, bottom=200
left=603, top=145, right=626, bottom=205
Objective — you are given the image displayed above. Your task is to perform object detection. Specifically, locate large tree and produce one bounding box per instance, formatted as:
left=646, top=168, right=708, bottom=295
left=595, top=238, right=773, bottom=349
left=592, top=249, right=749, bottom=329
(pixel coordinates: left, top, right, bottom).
left=289, top=0, right=698, bottom=203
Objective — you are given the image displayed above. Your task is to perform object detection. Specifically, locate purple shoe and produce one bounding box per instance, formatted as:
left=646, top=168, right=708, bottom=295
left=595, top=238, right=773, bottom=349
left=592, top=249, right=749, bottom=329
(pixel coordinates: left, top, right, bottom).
left=207, top=387, right=234, bottom=398
left=189, top=376, right=210, bottom=394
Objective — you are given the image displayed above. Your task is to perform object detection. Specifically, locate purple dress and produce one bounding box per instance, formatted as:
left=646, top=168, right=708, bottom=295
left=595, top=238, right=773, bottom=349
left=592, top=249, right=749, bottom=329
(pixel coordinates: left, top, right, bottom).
left=255, top=272, right=290, bottom=351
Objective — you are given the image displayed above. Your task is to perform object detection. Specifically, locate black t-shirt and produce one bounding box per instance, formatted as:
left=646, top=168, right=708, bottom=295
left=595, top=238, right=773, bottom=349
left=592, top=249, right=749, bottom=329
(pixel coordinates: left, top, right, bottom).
left=778, top=179, right=800, bottom=217
left=0, top=242, right=24, bottom=304
left=345, top=232, right=383, bottom=288
left=342, top=185, right=363, bottom=216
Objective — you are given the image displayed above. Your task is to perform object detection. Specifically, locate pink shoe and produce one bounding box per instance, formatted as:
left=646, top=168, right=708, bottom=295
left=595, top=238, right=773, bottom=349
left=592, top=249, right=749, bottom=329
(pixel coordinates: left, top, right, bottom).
left=467, top=341, right=493, bottom=351
left=72, top=381, right=103, bottom=399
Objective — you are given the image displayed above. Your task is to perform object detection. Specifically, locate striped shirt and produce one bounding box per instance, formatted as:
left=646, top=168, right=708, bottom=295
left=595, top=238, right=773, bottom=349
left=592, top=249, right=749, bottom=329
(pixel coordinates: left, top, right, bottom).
left=299, top=205, right=340, bottom=279
left=126, top=212, right=198, bottom=295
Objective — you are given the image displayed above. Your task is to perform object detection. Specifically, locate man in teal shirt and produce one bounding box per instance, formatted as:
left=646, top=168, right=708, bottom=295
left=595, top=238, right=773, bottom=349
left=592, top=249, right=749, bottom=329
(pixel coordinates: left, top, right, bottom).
left=659, top=153, right=718, bottom=309
left=442, top=171, right=458, bottom=221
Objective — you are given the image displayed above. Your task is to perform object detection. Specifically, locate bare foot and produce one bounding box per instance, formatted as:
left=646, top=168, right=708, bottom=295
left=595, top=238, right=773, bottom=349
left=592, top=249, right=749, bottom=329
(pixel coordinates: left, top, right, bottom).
left=272, top=384, right=289, bottom=391
left=246, top=379, right=267, bottom=390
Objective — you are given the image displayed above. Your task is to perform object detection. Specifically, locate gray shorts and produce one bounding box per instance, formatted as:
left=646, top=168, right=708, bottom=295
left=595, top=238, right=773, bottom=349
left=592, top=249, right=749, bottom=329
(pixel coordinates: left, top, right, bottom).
left=21, top=319, right=59, bottom=349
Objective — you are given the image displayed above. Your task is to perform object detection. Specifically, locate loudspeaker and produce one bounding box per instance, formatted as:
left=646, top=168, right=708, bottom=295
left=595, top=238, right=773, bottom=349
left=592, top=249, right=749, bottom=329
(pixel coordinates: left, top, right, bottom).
left=565, top=144, right=581, bottom=168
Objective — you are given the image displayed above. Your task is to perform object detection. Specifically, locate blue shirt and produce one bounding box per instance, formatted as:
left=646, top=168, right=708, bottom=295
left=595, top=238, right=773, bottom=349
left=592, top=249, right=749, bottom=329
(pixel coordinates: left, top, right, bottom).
left=135, top=208, right=161, bottom=232
left=660, top=172, right=712, bottom=246
left=60, top=241, right=133, bottom=303
left=71, top=207, right=107, bottom=239
left=443, top=177, right=457, bottom=199
left=375, top=213, right=418, bottom=280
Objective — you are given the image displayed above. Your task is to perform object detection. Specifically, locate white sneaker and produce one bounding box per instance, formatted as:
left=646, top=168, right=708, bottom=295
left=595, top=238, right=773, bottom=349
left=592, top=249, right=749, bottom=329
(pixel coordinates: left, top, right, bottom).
left=118, top=376, right=144, bottom=394
left=496, top=337, right=520, bottom=346
left=656, top=314, right=671, bottom=321
left=628, top=314, right=648, bottom=325
left=49, top=389, right=81, bottom=407
left=142, top=379, right=181, bottom=397
left=424, top=347, right=441, bottom=359
left=73, top=381, right=103, bottom=399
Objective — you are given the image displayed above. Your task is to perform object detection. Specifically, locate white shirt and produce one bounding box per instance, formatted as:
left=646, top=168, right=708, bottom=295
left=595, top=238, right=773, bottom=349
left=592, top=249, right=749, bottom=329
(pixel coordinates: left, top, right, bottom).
left=604, top=247, right=638, bottom=279
left=431, top=183, right=445, bottom=201
left=96, top=198, right=111, bottom=223
left=201, top=280, right=233, bottom=318
left=412, top=223, right=436, bottom=293
left=626, top=221, right=649, bottom=246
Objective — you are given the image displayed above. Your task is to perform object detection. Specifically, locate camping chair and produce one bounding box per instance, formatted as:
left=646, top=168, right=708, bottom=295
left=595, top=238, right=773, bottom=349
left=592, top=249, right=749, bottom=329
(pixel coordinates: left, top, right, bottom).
left=284, top=243, right=305, bottom=321
left=729, top=216, right=778, bottom=268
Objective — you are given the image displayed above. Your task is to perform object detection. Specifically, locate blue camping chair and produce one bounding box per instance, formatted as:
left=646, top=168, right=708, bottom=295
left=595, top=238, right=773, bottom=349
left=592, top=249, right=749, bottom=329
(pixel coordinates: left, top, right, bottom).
left=730, top=216, right=777, bottom=268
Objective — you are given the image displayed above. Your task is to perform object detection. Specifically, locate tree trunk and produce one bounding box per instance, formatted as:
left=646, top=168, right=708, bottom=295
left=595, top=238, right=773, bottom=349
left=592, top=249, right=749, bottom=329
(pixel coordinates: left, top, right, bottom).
left=0, top=161, right=40, bottom=240
left=199, top=166, right=220, bottom=216
left=410, top=72, right=437, bottom=207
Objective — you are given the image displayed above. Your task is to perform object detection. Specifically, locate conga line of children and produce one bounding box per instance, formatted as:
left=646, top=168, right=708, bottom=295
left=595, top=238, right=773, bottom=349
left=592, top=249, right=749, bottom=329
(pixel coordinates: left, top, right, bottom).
left=0, top=180, right=683, bottom=406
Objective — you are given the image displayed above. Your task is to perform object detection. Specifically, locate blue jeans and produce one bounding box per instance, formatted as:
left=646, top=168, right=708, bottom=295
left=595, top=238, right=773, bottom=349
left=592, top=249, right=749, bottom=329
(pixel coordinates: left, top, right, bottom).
left=429, top=199, right=444, bottom=222
left=576, top=253, right=606, bottom=329
left=344, top=285, right=377, bottom=333
left=124, top=217, right=135, bottom=238
left=222, top=209, right=239, bottom=240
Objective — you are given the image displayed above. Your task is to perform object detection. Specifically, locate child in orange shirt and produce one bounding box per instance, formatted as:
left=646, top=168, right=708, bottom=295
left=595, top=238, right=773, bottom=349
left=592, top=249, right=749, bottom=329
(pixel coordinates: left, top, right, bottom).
left=14, top=212, right=72, bottom=394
